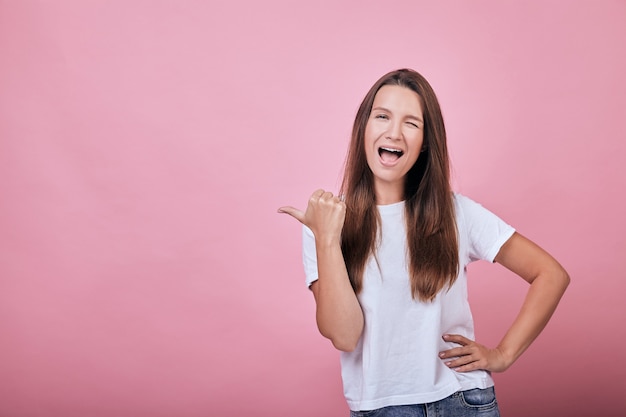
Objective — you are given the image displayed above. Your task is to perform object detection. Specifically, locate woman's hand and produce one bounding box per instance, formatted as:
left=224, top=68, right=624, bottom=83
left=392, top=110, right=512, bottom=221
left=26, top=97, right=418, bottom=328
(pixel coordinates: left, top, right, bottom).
left=278, top=189, right=346, bottom=245
left=439, top=334, right=511, bottom=373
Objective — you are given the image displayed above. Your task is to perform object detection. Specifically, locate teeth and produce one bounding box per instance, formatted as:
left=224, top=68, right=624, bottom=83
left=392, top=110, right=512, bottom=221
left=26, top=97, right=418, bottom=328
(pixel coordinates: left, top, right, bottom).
left=380, top=147, right=403, bottom=154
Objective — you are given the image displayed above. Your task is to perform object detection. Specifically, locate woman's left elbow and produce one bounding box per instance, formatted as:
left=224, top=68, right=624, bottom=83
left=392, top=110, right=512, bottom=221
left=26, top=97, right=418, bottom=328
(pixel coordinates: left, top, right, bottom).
left=554, top=265, right=570, bottom=292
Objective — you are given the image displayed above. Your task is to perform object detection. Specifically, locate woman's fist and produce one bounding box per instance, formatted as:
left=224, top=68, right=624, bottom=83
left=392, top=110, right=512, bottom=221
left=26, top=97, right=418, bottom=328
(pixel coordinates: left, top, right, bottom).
left=278, top=189, right=346, bottom=244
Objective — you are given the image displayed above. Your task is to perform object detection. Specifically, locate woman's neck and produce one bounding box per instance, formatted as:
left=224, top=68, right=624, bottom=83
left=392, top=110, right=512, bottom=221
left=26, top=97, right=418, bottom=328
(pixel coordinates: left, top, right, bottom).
left=374, top=183, right=404, bottom=205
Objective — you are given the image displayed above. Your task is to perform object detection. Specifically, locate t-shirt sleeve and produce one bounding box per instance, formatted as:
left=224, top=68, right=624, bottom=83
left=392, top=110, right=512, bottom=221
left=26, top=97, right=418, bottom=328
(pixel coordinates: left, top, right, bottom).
left=455, top=194, right=516, bottom=263
left=302, top=225, right=319, bottom=288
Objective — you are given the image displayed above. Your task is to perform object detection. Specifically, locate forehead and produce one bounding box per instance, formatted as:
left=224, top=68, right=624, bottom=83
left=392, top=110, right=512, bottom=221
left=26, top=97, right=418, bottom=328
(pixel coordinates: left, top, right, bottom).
left=372, top=85, right=423, bottom=114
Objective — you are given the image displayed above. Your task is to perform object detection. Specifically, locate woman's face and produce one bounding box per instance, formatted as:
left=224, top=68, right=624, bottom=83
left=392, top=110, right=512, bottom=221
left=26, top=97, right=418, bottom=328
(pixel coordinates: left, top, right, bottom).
left=364, top=85, right=425, bottom=203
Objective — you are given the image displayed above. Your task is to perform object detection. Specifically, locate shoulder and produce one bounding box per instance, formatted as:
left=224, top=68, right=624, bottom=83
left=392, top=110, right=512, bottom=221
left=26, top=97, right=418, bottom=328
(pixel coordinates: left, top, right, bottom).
left=453, top=192, right=516, bottom=261
left=453, top=192, right=478, bottom=209
left=452, top=192, right=480, bottom=222
left=452, top=192, right=496, bottom=220
left=452, top=192, right=515, bottom=238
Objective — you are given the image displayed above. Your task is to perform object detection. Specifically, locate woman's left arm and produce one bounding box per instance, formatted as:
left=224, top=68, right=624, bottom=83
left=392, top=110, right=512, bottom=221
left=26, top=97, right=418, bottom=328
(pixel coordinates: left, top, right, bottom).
left=439, top=232, right=570, bottom=373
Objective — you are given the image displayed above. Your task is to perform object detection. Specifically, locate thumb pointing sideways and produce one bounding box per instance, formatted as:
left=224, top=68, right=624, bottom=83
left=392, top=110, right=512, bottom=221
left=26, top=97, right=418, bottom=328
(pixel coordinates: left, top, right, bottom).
left=277, top=206, right=305, bottom=224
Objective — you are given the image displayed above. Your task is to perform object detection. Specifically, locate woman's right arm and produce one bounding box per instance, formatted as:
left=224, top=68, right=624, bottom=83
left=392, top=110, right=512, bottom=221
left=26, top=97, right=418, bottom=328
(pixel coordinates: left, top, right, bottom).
left=310, top=238, right=364, bottom=352
left=279, top=189, right=364, bottom=352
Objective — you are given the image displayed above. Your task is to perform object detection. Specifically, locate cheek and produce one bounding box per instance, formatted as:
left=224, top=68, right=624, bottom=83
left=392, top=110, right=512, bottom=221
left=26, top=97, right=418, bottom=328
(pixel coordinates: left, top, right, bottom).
left=407, top=135, right=425, bottom=162
left=363, top=124, right=375, bottom=142
left=363, top=128, right=376, bottom=156
left=364, top=144, right=376, bottom=164
left=404, top=130, right=424, bottom=147
left=410, top=132, right=424, bottom=151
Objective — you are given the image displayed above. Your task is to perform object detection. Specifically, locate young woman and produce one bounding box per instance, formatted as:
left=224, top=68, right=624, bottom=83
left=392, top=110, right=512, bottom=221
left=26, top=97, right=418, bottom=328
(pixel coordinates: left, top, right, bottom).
left=278, top=69, right=569, bottom=417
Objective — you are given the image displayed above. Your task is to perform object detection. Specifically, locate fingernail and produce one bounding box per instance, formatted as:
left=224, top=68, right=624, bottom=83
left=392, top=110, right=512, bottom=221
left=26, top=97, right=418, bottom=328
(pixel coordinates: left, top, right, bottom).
left=439, top=352, right=445, bottom=358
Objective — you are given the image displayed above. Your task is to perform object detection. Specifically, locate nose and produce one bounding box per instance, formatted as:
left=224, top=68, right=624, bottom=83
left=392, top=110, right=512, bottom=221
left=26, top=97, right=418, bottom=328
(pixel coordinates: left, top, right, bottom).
left=386, top=120, right=402, bottom=140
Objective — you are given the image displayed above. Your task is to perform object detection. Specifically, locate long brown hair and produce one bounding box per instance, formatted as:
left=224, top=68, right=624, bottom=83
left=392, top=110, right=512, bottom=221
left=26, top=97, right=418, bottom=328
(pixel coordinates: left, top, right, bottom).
left=340, top=69, right=458, bottom=302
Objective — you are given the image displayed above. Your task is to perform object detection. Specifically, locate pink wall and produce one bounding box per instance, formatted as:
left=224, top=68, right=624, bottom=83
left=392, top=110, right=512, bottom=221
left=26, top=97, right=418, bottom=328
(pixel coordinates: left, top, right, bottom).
left=1, top=1, right=624, bottom=416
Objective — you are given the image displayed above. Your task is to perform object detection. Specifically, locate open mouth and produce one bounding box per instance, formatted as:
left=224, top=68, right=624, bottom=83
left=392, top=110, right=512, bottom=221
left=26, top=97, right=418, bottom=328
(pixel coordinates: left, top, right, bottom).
left=378, top=147, right=404, bottom=164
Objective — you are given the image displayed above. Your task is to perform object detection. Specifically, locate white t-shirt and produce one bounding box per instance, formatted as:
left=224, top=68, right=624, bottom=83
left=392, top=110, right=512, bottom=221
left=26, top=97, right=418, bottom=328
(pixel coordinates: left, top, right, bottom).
left=302, top=194, right=515, bottom=411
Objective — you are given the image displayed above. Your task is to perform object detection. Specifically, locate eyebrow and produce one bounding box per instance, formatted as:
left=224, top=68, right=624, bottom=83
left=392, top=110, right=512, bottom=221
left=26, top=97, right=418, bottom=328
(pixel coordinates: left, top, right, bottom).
left=372, top=106, right=423, bottom=123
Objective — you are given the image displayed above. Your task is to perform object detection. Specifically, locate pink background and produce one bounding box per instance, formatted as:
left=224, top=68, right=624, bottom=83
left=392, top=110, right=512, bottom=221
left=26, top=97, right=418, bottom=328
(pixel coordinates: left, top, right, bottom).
left=1, top=1, right=624, bottom=416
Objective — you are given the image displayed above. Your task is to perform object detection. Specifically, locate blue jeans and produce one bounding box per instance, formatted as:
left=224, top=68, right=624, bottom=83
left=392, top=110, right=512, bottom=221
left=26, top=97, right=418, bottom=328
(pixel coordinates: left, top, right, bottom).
left=349, top=387, right=500, bottom=417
